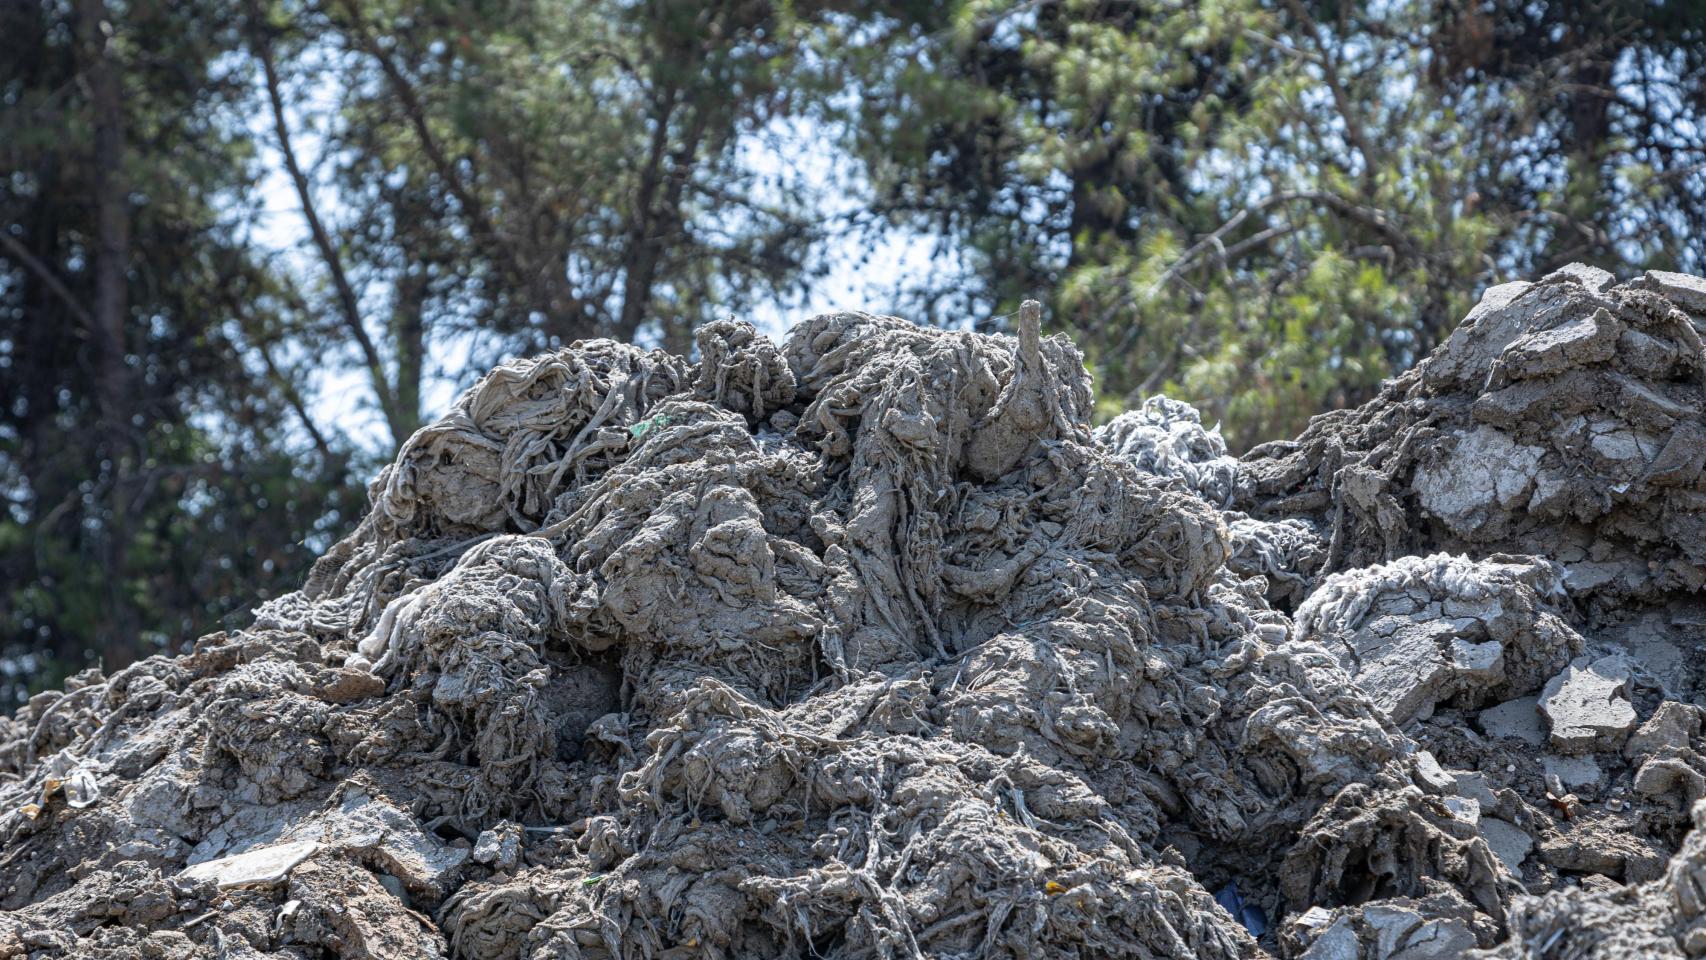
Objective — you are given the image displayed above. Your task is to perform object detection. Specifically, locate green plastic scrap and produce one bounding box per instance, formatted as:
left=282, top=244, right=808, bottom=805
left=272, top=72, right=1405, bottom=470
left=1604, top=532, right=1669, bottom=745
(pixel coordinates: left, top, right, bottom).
left=630, top=414, right=672, bottom=439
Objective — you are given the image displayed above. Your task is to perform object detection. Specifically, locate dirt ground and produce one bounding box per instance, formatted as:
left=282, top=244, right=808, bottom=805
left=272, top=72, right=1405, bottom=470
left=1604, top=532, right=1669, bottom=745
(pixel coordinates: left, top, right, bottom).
left=6, top=270, right=1706, bottom=958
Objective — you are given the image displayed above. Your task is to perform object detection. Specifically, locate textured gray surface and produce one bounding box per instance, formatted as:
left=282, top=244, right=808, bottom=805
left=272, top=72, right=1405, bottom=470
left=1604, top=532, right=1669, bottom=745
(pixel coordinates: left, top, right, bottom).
left=6, top=273, right=1706, bottom=958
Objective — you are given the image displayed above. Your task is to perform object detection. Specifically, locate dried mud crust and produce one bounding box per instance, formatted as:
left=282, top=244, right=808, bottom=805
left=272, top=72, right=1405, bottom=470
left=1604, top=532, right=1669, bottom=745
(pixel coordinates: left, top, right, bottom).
left=4, top=274, right=1706, bottom=959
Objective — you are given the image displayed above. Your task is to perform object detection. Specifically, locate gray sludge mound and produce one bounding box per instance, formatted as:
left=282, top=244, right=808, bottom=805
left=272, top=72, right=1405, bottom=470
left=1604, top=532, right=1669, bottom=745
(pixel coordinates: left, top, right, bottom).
left=3, top=273, right=1706, bottom=960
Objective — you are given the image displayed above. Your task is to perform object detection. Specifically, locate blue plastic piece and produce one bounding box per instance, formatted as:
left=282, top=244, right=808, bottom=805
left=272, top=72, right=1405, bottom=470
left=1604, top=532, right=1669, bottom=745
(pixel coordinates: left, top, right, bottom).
left=1213, top=881, right=1268, bottom=937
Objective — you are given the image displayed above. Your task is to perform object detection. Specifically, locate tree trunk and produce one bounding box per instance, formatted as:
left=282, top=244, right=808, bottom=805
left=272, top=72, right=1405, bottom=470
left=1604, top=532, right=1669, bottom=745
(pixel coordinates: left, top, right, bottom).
left=75, top=0, right=139, bottom=669
left=392, top=271, right=427, bottom=442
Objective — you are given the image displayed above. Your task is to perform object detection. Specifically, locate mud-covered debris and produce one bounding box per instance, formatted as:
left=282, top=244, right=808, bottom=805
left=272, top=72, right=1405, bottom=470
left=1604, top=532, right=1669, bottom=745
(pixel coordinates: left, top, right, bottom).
left=1288, top=890, right=1489, bottom=960
left=1541, top=657, right=1639, bottom=754
left=472, top=822, right=523, bottom=873
left=1098, top=395, right=1244, bottom=506
left=1480, top=696, right=1547, bottom=746
left=1294, top=554, right=1582, bottom=725
left=1100, top=394, right=1325, bottom=609
left=1474, top=798, right=1706, bottom=959
left=1478, top=818, right=1534, bottom=875
left=7, top=265, right=1706, bottom=958
left=179, top=840, right=321, bottom=890
left=1244, top=264, right=1706, bottom=611
left=1642, top=270, right=1706, bottom=320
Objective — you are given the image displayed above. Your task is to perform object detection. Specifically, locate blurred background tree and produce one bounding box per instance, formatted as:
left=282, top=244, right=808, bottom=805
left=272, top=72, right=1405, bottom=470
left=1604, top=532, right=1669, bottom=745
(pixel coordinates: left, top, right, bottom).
left=841, top=0, right=1706, bottom=438
left=2, top=0, right=1702, bottom=698
left=0, top=0, right=364, bottom=701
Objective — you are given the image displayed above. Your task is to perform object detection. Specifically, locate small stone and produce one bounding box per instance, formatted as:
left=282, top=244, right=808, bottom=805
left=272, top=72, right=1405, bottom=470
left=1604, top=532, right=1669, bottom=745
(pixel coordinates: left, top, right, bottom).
left=471, top=820, right=522, bottom=873
left=179, top=840, right=320, bottom=890
left=1413, top=751, right=1455, bottom=794
left=1500, top=308, right=1622, bottom=380
left=1544, top=755, right=1601, bottom=790
left=1625, top=701, right=1703, bottom=760
left=472, top=830, right=502, bottom=864
left=1539, top=657, right=1638, bottom=753
left=1448, top=638, right=1504, bottom=681
left=1364, top=905, right=1425, bottom=959
left=1479, top=818, right=1533, bottom=875
left=1549, top=262, right=1618, bottom=293
left=1645, top=269, right=1706, bottom=316
left=1298, top=915, right=1358, bottom=960
left=1440, top=796, right=1481, bottom=839
left=1454, top=771, right=1501, bottom=809
left=1480, top=696, right=1546, bottom=746
left=1633, top=756, right=1706, bottom=802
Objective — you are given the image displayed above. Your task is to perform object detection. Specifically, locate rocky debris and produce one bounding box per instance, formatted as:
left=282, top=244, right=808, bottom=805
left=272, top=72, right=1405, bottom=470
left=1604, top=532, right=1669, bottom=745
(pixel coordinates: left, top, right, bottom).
left=1478, top=818, right=1535, bottom=876
left=1480, top=696, right=1547, bottom=746
left=1544, top=755, right=1603, bottom=790
left=5, top=271, right=1706, bottom=958
left=1286, top=888, right=1491, bottom=960
left=1541, top=657, right=1639, bottom=754
left=1642, top=270, right=1706, bottom=320
left=1243, top=265, right=1706, bottom=611
left=471, top=822, right=523, bottom=874
left=178, top=840, right=321, bottom=890
left=1473, top=798, right=1706, bottom=959
left=1293, top=554, right=1582, bottom=725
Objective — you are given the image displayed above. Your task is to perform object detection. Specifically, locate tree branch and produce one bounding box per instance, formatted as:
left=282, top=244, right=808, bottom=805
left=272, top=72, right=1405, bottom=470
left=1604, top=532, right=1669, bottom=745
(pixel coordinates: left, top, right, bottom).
left=1282, top=0, right=1378, bottom=193
left=257, top=337, right=335, bottom=461
left=0, top=230, right=95, bottom=329
left=1150, top=191, right=1417, bottom=296
left=248, top=7, right=404, bottom=447
left=333, top=0, right=598, bottom=343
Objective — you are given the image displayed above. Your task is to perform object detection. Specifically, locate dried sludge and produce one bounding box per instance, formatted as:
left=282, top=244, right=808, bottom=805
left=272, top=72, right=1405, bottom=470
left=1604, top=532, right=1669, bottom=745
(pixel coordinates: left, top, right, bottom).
left=6, top=271, right=1706, bottom=959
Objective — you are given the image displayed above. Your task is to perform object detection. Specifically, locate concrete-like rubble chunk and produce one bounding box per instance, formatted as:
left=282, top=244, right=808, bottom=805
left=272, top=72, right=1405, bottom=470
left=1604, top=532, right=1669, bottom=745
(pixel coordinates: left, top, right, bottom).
left=1643, top=421, right=1706, bottom=486
left=179, top=839, right=321, bottom=889
left=1452, top=770, right=1501, bottom=809
left=1543, top=754, right=1602, bottom=789
left=1348, top=622, right=1454, bottom=723
left=1499, top=308, right=1622, bottom=380
left=471, top=820, right=522, bottom=873
left=1414, top=750, right=1455, bottom=793
left=1626, top=701, right=1705, bottom=759
left=292, top=792, right=470, bottom=896
left=1297, top=554, right=1580, bottom=724
left=1632, top=756, right=1706, bottom=805
left=1247, top=263, right=1706, bottom=612
left=1645, top=269, right=1706, bottom=316
left=1441, top=795, right=1481, bottom=838
left=1361, top=903, right=1479, bottom=960
left=1298, top=914, right=1359, bottom=960
left=1423, top=279, right=1540, bottom=387
left=1479, top=817, right=1534, bottom=876
left=1540, top=656, right=1639, bottom=753
left=1551, top=262, right=1618, bottom=293
left=1480, top=695, right=1546, bottom=745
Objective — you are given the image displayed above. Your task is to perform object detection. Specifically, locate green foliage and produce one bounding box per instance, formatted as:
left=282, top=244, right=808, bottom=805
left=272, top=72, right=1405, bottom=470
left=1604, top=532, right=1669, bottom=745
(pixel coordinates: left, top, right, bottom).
left=839, top=0, right=1706, bottom=445
left=269, top=0, right=944, bottom=366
